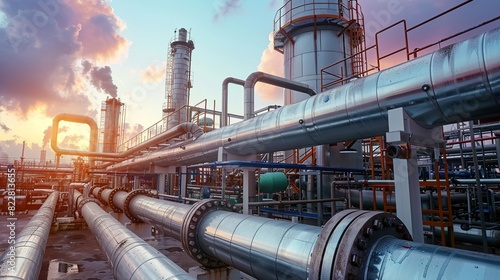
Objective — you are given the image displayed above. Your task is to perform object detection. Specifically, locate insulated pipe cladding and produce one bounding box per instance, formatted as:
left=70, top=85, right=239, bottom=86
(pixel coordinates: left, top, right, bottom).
left=72, top=190, right=195, bottom=280
left=0, top=191, right=59, bottom=280
left=94, top=189, right=500, bottom=280
left=108, top=27, right=500, bottom=171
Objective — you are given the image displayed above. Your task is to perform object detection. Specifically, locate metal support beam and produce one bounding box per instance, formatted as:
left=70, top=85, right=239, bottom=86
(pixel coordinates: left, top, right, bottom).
left=386, top=107, right=444, bottom=242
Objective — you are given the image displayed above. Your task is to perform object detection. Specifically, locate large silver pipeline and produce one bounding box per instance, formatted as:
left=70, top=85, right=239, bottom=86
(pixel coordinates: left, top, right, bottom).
left=108, top=27, right=500, bottom=171
left=366, top=236, right=500, bottom=279
left=0, top=191, right=59, bottom=280
left=95, top=190, right=500, bottom=279
left=99, top=188, right=190, bottom=240
left=72, top=190, right=194, bottom=280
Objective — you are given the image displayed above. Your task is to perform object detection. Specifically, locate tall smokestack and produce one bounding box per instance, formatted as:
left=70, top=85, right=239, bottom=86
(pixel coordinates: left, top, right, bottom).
left=102, top=97, right=124, bottom=153
left=40, top=150, right=47, bottom=165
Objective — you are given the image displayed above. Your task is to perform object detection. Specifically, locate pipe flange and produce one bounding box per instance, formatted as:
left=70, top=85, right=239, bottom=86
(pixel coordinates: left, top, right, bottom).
left=97, top=186, right=111, bottom=204
left=181, top=199, right=236, bottom=268
left=77, top=197, right=100, bottom=212
left=308, top=210, right=411, bottom=280
left=123, top=189, right=157, bottom=223
left=107, top=188, right=128, bottom=213
left=88, top=185, right=98, bottom=198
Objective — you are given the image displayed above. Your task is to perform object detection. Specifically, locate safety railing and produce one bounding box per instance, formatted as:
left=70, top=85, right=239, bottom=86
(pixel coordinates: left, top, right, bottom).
left=320, top=0, right=500, bottom=91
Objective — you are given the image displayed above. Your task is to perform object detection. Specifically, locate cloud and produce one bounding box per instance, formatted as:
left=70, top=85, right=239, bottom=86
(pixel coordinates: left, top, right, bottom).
left=255, top=32, right=284, bottom=103
left=41, top=125, right=72, bottom=149
left=0, top=139, right=47, bottom=164
left=213, top=0, right=242, bottom=22
left=0, top=122, right=10, bottom=132
left=82, top=60, right=118, bottom=97
left=140, top=62, right=166, bottom=84
left=60, top=134, right=86, bottom=150
left=0, top=146, right=8, bottom=164
left=122, top=122, right=144, bottom=143
left=0, top=0, right=128, bottom=118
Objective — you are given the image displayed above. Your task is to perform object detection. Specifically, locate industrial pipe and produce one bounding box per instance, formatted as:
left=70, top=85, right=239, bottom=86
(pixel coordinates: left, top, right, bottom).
left=243, top=71, right=317, bottom=119
left=108, top=27, right=500, bottom=171
left=94, top=190, right=500, bottom=279
left=221, top=77, right=245, bottom=127
left=0, top=191, right=59, bottom=280
left=366, top=236, right=500, bottom=279
left=72, top=190, right=194, bottom=280
left=51, top=113, right=98, bottom=167
left=51, top=114, right=202, bottom=159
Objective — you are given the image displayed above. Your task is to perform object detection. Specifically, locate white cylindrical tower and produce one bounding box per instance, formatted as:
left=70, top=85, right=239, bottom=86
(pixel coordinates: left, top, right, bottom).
left=163, top=28, right=195, bottom=130
left=274, top=0, right=364, bottom=104
left=103, top=97, right=123, bottom=153
left=274, top=1, right=365, bottom=168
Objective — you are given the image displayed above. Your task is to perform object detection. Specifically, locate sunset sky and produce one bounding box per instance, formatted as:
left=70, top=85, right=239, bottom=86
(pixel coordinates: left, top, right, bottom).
left=0, top=0, right=499, bottom=164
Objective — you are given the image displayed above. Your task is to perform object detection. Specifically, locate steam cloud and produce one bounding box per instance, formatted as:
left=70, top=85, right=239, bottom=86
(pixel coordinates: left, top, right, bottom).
left=140, top=63, right=166, bottom=84
left=213, top=0, right=242, bottom=22
left=41, top=125, right=69, bottom=149
left=0, top=123, right=10, bottom=132
left=82, top=60, right=118, bottom=97
left=0, top=0, right=127, bottom=117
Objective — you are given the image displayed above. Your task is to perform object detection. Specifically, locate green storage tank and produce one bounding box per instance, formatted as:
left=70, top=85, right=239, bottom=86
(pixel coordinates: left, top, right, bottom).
left=258, top=172, right=288, bottom=193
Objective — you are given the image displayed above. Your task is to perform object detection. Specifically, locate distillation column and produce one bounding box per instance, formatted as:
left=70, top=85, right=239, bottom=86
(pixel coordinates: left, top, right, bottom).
left=163, top=28, right=195, bottom=131
left=274, top=0, right=364, bottom=167
left=94, top=188, right=500, bottom=280
left=274, top=0, right=359, bottom=103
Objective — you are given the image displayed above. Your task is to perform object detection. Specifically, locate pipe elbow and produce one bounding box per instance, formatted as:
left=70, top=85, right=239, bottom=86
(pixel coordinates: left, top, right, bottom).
left=180, top=122, right=204, bottom=139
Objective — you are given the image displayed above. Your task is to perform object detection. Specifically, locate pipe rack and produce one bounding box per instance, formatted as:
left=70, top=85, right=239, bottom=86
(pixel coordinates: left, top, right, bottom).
left=0, top=191, right=59, bottom=280
left=108, top=27, right=500, bottom=171
left=93, top=188, right=500, bottom=279
left=72, top=190, right=195, bottom=280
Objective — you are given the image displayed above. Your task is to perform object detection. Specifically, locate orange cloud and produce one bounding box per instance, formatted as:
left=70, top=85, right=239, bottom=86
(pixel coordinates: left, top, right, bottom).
left=68, top=0, right=129, bottom=62
left=255, top=32, right=284, bottom=103
left=0, top=0, right=128, bottom=120
left=140, top=63, right=166, bottom=84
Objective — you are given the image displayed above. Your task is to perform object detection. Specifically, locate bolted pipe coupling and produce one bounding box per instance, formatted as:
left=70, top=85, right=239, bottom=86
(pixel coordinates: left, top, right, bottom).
left=180, top=199, right=237, bottom=268
left=96, top=186, right=111, bottom=204
left=308, top=210, right=411, bottom=280
left=123, top=189, right=158, bottom=223
left=106, top=188, right=128, bottom=213
left=386, top=144, right=410, bottom=159
left=77, top=197, right=101, bottom=213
